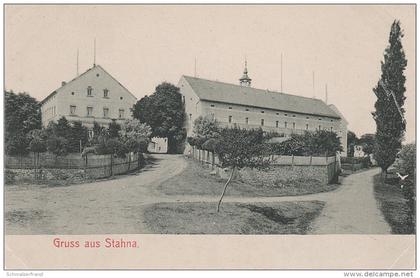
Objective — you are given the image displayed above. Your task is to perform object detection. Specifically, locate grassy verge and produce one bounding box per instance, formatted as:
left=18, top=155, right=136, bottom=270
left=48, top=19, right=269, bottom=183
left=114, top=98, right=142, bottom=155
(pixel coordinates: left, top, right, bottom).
left=143, top=201, right=324, bottom=234
left=157, top=159, right=340, bottom=197
left=373, top=173, right=415, bottom=234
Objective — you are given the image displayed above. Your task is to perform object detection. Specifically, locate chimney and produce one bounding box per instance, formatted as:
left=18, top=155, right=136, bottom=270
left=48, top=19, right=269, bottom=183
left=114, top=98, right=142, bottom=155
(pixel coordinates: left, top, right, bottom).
left=62, top=81, right=66, bottom=86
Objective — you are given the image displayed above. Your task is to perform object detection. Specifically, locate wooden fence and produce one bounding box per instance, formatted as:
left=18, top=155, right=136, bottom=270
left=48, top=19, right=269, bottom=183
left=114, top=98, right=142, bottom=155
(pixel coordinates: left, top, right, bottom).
left=5, top=152, right=143, bottom=179
left=189, top=147, right=340, bottom=183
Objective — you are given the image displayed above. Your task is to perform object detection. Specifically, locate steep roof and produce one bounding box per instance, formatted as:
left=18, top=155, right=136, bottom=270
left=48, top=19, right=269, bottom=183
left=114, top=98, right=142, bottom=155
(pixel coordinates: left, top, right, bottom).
left=40, top=64, right=137, bottom=105
left=182, top=75, right=341, bottom=119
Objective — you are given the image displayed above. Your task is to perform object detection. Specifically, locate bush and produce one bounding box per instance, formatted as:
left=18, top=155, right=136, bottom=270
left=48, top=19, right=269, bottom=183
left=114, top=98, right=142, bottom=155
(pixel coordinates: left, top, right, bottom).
left=5, top=170, right=16, bottom=184
left=270, top=130, right=342, bottom=156
left=46, top=136, right=69, bottom=157
left=6, top=133, right=29, bottom=156
left=397, top=143, right=416, bottom=177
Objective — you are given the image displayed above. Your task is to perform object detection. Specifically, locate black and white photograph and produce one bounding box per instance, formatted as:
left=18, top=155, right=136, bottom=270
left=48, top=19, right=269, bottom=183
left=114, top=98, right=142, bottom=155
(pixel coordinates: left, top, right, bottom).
left=3, top=3, right=416, bottom=271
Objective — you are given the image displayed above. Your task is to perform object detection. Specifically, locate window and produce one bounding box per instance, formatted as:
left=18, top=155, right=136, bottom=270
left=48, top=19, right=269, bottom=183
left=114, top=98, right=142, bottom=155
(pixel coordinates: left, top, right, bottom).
left=306, top=116, right=309, bottom=119
left=292, top=115, right=296, bottom=117
left=228, top=116, right=232, bottom=123
left=120, top=97, right=123, bottom=100
left=245, top=108, right=249, bottom=111
left=103, top=107, right=109, bottom=118
left=285, top=122, right=288, bottom=128
left=189, top=113, right=192, bottom=120
left=71, top=92, right=75, bottom=95
left=87, top=106, right=93, bottom=117
left=103, top=89, right=109, bottom=98
left=261, top=119, right=264, bottom=126
left=70, top=105, right=76, bottom=115
left=119, top=109, right=125, bottom=119
left=210, top=104, right=215, bottom=107
left=229, top=106, right=232, bottom=109
left=87, top=86, right=93, bottom=96
left=245, top=117, right=249, bottom=124
left=276, top=121, right=279, bottom=128
left=261, top=111, right=265, bottom=113
left=293, top=122, right=296, bottom=129
left=319, top=118, right=322, bottom=121
left=285, top=113, right=288, bottom=116
left=306, top=124, right=309, bottom=130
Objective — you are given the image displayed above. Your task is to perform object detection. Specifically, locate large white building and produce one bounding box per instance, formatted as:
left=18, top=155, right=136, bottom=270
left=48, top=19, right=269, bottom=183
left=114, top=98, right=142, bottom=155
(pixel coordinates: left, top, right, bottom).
left=40, top=64, right=137, bottom=128
left=178, top=64, right=348, bottom=155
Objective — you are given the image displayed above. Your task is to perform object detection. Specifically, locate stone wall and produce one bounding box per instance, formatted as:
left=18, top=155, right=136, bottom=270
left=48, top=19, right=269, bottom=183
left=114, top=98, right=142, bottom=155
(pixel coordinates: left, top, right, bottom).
left=238, top=165, right=331, bottom=186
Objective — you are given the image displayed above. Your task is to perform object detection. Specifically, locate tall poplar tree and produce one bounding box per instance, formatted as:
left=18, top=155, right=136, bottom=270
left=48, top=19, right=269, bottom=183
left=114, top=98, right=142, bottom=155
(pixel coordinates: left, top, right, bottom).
left=372, top=20, right=407, bottom=173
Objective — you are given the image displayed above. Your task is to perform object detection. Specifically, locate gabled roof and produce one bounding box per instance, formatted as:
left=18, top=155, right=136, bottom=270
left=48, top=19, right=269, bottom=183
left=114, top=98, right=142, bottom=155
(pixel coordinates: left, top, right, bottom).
left=40, top=64, right=137, bottom=105
left=181, top=75, right=341, bottom=119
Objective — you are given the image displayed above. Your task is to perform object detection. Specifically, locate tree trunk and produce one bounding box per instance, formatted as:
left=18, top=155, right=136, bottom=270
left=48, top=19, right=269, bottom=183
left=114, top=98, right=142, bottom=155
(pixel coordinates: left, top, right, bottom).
left=217, top=167, right=236, bottom=213
left=167, top=136, right=177, bottom=154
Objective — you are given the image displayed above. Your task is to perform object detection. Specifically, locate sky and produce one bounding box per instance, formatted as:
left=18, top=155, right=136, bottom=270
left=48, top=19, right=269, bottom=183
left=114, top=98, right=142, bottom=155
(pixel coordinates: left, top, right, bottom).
left=5, top=5, right=416, bottom=142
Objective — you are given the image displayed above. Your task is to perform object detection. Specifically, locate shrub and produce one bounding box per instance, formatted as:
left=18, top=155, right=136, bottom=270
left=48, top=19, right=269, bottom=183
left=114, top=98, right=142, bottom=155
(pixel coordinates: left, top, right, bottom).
left=5, top=170, right=16, bottom=184
left=46, top=136, right=69, bottom=157
left=6, top=133, right=29, bottom=156
left=397, top=143, right=416, bottom=178
left=202, top=138, right=219, bottom=152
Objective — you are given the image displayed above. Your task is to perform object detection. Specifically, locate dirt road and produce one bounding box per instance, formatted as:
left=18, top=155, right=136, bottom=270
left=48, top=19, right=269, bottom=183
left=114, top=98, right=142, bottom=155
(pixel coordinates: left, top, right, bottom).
left=311, top=167, right=391, bottom=234
left=6, top=155, right=390, bottom=235
left=5, top=154, right=187, bottom=234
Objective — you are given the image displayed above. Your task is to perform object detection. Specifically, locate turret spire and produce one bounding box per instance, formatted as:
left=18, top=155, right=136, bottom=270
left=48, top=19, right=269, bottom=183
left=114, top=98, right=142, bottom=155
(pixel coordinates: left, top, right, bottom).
left=239, top=59, right=252, bottom=87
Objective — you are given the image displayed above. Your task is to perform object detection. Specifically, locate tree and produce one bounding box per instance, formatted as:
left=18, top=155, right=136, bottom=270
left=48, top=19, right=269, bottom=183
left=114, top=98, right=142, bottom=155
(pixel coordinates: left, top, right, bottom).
left=6, top=132, right=29, bottom=156
left=5, top=90, right=41, bottom=137
left=193, top=115, right=221, bottom=139
left=347, top=131, right=359, bottom=157
left=27, top=129, right=47, bottom=178
left=108, top=120, right=121, bottom=139
left=68, top=121, right=89, bottom=153
left=359, top=134, right=376, bottom=155
left=133, top=82, right=186, bottom=154
left=372, top=20, right=407, bottom=173
left=305, top=130, right=343, bottom=156
left=5, top=90, right=41, bottom=155
left=54, top=117, right=72, bottom=138
left=270, top=130, right=342, bottom=157
left=46, top=136, right=69, bottom=157
left=119, top=119, right=152, bottom=167
left=215, top=127, right=273, bottom=212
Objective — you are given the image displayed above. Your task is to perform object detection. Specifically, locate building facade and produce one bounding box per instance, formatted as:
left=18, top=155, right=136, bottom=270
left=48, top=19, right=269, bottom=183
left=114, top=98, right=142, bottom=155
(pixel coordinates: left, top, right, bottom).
left=40, top=65, right=137, bottom=128
left=178, top=65, right=348, bottom=156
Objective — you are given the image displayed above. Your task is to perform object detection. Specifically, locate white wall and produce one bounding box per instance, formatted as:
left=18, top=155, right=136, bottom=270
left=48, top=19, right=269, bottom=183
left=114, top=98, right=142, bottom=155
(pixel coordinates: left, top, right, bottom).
left=41, top=65, right=137, bottom=128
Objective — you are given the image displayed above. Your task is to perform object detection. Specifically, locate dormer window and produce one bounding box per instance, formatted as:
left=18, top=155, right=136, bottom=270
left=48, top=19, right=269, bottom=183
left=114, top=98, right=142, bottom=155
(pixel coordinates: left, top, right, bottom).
left=103, top=89, right=109, bottom=98
left=87, top=86, right=93, bottom=96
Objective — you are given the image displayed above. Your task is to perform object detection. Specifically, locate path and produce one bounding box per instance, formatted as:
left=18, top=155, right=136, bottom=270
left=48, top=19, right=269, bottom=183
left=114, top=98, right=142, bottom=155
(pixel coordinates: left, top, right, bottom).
left=310, top=167, right=391, bottom=234
left=5, top=154, right=187, bottom=234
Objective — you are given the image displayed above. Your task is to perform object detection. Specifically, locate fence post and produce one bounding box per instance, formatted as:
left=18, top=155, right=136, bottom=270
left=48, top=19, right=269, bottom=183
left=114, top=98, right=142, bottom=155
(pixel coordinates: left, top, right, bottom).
left=310, top=155, right=312, bottom=166
left=292, top=155, right=294, bottom=167
left=110, top=154, right=113, bottom=177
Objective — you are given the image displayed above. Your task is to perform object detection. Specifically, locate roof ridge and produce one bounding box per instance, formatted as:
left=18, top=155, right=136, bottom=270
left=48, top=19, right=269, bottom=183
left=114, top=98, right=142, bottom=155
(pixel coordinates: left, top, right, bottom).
left=182, top=75, right=341, bottom=119
left=182, top=75, right=325, bottom=103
